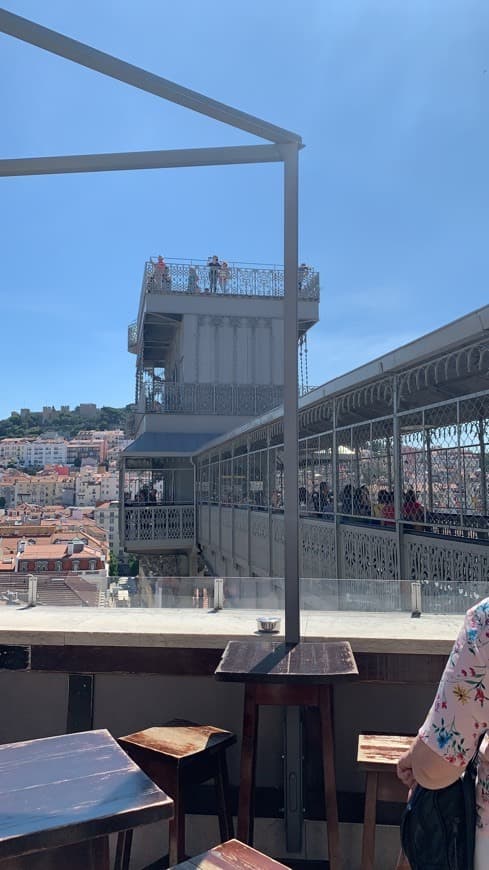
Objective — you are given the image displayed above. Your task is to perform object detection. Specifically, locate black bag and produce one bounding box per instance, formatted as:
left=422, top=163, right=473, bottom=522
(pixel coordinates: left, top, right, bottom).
left=400, top=748, right=480, bottom=870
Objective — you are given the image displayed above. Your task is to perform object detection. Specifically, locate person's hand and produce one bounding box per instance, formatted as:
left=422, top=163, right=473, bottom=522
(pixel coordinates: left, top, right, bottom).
left=397, top=749, right=417, bottom=789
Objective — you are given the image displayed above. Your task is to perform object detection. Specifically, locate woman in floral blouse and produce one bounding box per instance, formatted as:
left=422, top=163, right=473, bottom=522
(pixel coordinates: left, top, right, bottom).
left=397, top=599, right=489, bottom=869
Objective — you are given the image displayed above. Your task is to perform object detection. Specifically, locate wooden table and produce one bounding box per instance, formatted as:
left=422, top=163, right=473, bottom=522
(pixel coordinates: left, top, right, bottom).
left=215, top=640, right=358, bottom=870
left=0, top=728, right=174, bottom=870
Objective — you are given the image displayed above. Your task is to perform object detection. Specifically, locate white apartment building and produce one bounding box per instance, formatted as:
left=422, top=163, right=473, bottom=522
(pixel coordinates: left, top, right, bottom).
left=94, top=501, right=120, bottom=555
left=75, top=472, right=101, bottom=507
left=24, top=438, right=67, bottom=467
left=0, top=438, right=29, bottom=465
left=75, top=469, right=119, bottom=506
left=100, top=471, right=119, bottom=502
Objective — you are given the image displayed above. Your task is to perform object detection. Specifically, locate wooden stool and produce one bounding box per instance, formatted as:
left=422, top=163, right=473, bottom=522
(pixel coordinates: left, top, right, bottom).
left=170, top=838, right=291, bottom=868
left=357, top=733, right=415, bottom=870
left=116, top=719, right=236, bottom=867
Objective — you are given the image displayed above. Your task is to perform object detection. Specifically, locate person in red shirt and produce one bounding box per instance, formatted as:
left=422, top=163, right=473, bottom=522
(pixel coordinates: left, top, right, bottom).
left=153, top=255, right=170, bottom=291
left=381, top=490, right=396, bottom=526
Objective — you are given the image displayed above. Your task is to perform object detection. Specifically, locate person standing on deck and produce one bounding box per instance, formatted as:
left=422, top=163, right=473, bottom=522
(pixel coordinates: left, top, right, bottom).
left=207, top=255, right=221, bottom=293
left=219, top=261, right=231, bottom=293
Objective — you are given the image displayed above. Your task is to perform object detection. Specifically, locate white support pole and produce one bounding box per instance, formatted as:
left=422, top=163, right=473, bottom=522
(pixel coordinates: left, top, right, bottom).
left=282, top=144, right=300, bottom=645
left=0, top=144, right=283, bottom=178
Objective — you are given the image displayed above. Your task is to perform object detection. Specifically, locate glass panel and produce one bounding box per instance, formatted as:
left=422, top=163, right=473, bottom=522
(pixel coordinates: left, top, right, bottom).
left=233, top=453, right=248, bottom=506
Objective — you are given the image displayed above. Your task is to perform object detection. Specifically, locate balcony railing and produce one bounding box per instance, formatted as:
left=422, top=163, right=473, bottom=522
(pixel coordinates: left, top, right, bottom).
left=141, top=259, right=320, bottom=301
left=124, top=504, right=194, bottom=546
left=127, top=321, right=137, bottom=351
left=145, top=382, right=284, bottom=415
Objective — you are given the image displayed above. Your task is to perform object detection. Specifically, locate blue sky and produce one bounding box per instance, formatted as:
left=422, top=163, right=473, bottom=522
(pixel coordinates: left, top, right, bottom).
left=1, top=0, right=488, bottom=419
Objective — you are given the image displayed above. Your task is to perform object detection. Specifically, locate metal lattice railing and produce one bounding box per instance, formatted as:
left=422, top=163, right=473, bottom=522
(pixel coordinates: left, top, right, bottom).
left=196, top=388, right=489, bottom=545
left=141, top=259, right=319, bottom=300
left=144, top=382, right=284, bottom=416
left=127, top=321, right=137, bottom=350
left=124, top=505, right=194, bottom=543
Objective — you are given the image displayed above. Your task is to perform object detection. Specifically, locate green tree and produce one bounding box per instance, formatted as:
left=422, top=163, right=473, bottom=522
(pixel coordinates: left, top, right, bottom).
left=0, top=405, right=129, bottom=439
left=108, top=551, right=119, bottom=577
left=128, top=555, right=139, bottom=577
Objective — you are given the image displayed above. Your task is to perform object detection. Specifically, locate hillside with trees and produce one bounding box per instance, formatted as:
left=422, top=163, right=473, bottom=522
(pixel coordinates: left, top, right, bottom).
left=0, top=405, right=134, bottom=439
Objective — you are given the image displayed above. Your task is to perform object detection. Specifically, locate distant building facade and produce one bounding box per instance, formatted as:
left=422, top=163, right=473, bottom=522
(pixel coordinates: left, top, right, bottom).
left=78, top=403, right=98, bottom=419
left=16, top=539, right=105, bottom=574
left=24, top=438, right=67, bottom=467
left=94, top=501, right=120, bottom=556
left=66, top=440, right=107, bottom=465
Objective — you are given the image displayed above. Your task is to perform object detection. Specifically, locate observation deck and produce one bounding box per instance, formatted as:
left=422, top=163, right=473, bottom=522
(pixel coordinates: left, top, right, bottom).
left=126, top=256, right=320, bottom=443
left=127, top=258, right=320, bottom=354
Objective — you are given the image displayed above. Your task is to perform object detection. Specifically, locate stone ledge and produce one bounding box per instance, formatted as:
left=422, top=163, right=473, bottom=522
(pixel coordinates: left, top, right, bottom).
left=0, top=607, right=463, bottom=654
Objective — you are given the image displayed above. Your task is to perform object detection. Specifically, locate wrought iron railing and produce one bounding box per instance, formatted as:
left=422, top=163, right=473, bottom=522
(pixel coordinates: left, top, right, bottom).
left=145, top=382, right=284, bottom=415
left=141, top=259, right=319, bottom=300
left=127, top=321, right=137, bottom=351
left=197, top=504, right=489, bottom=592
left=124, top=504, right=194, bottom=544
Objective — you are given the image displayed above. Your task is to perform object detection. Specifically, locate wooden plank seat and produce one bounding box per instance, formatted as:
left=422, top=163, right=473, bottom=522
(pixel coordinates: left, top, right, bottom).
left=357, top=733, right=415, bottom=870
left=116, top=719, right=236, bottom=868
left=170, top=838, right=292, bottom=868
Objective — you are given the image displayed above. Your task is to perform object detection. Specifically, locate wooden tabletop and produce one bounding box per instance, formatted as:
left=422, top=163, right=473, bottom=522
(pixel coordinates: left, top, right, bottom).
left=214, top=640, right=358, bottom=684
left=120, top=719, right=236, bottom=761
left=357, top=733, right=416, bottom=771
left=172, top=838, right=291, bottom=868
left=0, top=729, right=174, bottom=861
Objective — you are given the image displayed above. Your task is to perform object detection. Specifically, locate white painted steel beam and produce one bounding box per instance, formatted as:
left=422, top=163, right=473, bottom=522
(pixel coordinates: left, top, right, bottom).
left=0, top=8, right=301, bottom=145
left=0, top=144, right=283, bottom=177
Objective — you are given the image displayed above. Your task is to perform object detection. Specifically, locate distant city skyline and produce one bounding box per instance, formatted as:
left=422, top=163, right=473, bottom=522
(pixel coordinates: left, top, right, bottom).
left=1, top=0, right=488, bottom=419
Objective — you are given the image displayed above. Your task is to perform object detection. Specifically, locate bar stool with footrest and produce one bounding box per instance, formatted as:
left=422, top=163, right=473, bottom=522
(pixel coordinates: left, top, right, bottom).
left=115, top=719, right=236, bottom=868
left=357, top=733, right=415, bottom=870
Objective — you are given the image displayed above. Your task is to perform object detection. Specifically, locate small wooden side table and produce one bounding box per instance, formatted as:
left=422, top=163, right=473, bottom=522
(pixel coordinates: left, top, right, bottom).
left=118, top=719, right=236, bottom=866
left=215, top=640, right=358, bottom=870
left=0, top=729, right=174, bottom=870
left=357, top=733, right=414, bottom=870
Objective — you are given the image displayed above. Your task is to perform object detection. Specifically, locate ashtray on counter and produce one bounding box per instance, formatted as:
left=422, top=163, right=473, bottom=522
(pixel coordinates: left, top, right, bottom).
left=256, top=615, right=281, bottom=633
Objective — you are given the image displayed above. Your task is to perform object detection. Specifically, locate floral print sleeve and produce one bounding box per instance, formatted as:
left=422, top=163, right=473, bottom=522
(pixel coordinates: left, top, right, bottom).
left=419, top=600, right=489, bottom=766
